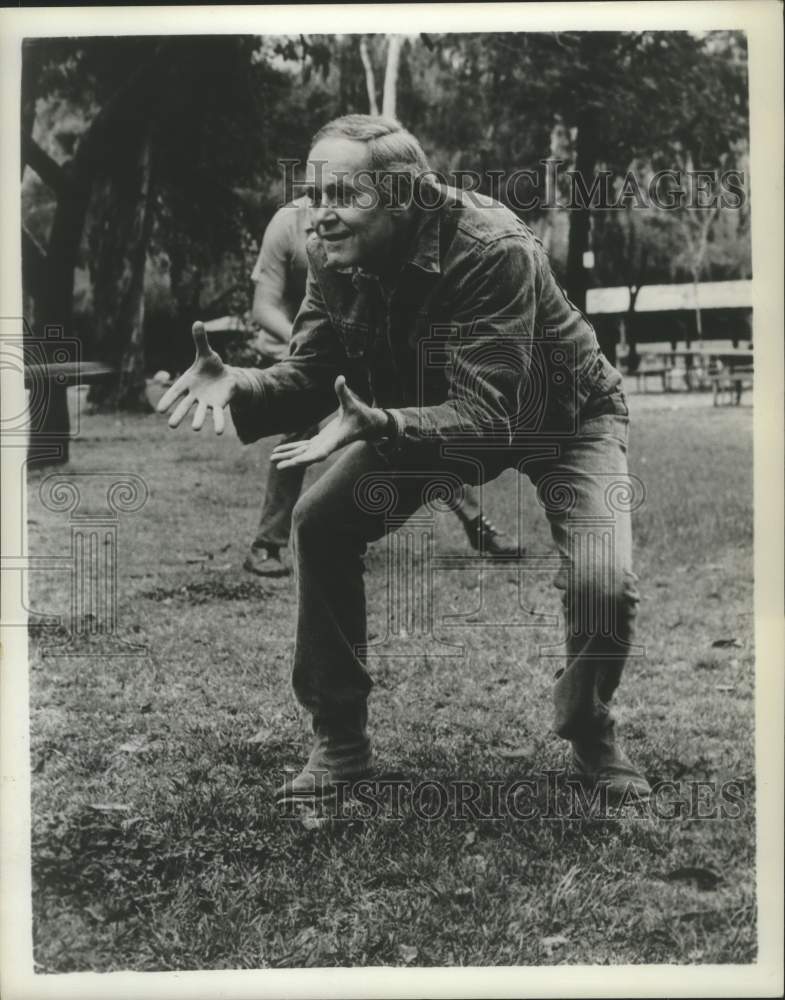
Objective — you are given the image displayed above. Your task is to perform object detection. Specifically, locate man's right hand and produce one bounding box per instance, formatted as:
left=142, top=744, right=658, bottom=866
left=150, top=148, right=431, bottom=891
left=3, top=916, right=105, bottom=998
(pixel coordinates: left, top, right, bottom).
left=157, top=322, right=237, bottom=434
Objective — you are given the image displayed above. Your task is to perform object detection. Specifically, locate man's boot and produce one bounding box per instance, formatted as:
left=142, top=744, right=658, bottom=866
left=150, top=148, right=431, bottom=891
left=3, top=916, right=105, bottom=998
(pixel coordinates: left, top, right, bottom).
left=243, top=544, right=291, bottom=578
left=569, top=719, right=651, bottom=803
left=275, top=702, right=373, bottom=801
left=462, top=514, right=520, bottom=557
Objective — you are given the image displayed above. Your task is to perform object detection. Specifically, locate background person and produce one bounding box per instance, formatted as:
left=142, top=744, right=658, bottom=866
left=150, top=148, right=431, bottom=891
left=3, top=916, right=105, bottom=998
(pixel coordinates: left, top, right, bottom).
left=243, top=195, right=319, bottom=577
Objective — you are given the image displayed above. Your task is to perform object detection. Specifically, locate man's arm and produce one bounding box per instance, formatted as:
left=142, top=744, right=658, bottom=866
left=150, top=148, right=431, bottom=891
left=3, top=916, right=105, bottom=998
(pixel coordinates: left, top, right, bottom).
left=251, top=207, right=296, bottom=347
left=252, top=282, right=292, bottom=347
left=228, top=264, right=349, bottom=444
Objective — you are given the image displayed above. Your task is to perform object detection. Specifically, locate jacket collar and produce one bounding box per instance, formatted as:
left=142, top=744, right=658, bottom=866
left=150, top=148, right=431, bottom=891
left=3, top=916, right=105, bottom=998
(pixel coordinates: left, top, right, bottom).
left=351, top=193, right=445, bottom=289
left=404, top=203, right=441, bottom=276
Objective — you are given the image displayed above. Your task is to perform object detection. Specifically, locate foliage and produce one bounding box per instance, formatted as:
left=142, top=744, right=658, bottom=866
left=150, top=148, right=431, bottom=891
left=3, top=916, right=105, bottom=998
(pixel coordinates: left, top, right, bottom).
left=21, top=31, right=752, bottom=401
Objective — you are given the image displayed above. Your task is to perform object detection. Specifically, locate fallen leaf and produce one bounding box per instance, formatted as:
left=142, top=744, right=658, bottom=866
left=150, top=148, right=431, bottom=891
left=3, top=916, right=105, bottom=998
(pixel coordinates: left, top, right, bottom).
left=464, top=830, right=476, bottom=847
left=246, top=727, right=274, bottom=744
left=540, top=934, right=570, bottom=953
left=293, top=926, right=318, bottom=948
left=495, top=746, right=533, bottom=760
left=300, top=811, right=328, bottom=830
left=399, top=944, right=418, bottom=964
left=712, top=638, right=742, bottom=649
left=117, top=737, right=147, bottom=754
left=665, top=866, right=722, bottom=891
left=88, top=802, right=131, bottom=813
left=121, top=816, right=145, bottom=831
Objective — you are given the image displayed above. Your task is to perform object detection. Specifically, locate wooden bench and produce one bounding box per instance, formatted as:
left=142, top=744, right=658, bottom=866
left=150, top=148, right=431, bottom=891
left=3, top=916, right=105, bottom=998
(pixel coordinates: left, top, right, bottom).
left=635, top=366, right=672, bottom=393
left=712, top=364, right=754, bottom=406
left=24, top=361, right=117, bottom=467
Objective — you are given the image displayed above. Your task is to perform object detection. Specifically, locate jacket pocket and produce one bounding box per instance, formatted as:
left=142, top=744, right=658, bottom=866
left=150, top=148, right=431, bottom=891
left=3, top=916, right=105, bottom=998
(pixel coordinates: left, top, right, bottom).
left=580, top=350, right=623, bottom=397
left=333, top=318, right=369, bottom=359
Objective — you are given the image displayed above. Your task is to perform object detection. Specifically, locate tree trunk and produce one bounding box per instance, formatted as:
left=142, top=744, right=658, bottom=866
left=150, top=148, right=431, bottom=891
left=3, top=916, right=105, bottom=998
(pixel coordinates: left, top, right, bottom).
left=625, top=286, right=641, bottom=373
left=87, top=130, right=155, bottom=411
left=24, top=41, right=178, bottom=420
left=43, top=187, right=92, bottom=332
left=565, top=109, right=599, bottom=311
left=382, top=36, right=403, bottom=118
left=693, top=277, right=703, bottom=342
left=359, top=37, right=379, bottom=115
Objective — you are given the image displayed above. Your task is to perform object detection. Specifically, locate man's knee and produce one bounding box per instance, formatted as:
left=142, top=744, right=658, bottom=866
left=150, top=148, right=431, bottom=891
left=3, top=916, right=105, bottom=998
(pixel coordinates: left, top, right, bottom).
left=291, top=492, right=325, bottom=547
left=291, top=488, right=367, bottom=553
left=561, top=568, right=640, bottom=627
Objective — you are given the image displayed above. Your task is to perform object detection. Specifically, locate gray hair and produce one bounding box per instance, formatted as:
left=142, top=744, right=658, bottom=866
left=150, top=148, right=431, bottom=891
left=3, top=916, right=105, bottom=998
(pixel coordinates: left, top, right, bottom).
left=311, top=114, right=431, bottom=173
left=311, top=114, right=433, bottom=206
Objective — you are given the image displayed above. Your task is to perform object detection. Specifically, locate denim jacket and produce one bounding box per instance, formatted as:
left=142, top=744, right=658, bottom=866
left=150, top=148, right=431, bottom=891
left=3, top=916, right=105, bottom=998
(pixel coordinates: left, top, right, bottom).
left=230, top=186, right=622, bottom=469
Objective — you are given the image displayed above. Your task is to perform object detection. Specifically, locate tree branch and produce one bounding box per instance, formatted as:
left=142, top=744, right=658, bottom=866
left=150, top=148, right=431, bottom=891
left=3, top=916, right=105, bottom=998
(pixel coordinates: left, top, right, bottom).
left=22, top=226, right=48, bottom=304
left=22, top=134, right=70, bottom=198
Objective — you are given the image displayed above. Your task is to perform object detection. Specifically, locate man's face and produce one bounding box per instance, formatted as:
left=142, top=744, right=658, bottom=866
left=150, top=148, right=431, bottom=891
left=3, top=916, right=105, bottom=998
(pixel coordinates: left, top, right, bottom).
left=306, top=137, right=398, bottom=271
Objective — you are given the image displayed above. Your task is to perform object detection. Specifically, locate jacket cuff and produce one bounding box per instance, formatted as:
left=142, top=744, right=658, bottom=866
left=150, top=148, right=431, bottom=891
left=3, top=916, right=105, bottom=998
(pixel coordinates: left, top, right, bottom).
left=373, top=407, right=406, bottom=457
left=227, top=367, right=267, bottom=444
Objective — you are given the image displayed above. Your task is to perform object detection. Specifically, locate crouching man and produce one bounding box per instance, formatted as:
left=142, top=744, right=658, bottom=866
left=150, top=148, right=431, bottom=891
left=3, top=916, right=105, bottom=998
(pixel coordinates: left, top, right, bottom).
left=158, top=114, right=651, bottom=803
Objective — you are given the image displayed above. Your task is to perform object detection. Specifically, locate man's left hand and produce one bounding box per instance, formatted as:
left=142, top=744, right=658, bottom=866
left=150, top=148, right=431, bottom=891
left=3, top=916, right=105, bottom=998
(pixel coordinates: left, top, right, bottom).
left=271, top=375, right=388, bottom=469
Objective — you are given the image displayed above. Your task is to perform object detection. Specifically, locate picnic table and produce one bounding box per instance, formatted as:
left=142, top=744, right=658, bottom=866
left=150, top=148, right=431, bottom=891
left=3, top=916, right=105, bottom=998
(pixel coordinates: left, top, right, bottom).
left=635, top=346, right=753, bottom=401
left=25, top=360, right=117, bottom=467
left=702, top=348, right=754, bottom=405
left=645, top=348, right=704, bottom=391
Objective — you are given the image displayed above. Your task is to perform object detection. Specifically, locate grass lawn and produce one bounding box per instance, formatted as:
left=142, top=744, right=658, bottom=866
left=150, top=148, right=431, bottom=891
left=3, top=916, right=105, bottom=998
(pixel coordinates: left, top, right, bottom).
left=25, top=390, right=756, bottom=971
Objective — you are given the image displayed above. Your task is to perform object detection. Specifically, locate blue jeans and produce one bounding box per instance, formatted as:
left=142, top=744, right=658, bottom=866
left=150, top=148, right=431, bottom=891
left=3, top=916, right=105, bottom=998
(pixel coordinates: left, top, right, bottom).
left=254, top=434, right=482, bottom=552
left=288, top=387, right=639, bottom=742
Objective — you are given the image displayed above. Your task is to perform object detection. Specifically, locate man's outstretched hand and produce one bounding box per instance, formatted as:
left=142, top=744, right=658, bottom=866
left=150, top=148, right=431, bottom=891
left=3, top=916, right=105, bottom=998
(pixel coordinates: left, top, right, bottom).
left=157, top=322, right=236, bottom=434
left=271, top=376, right=388, bottom=469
